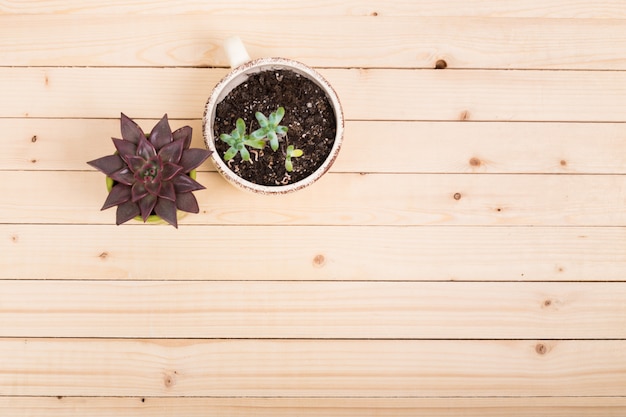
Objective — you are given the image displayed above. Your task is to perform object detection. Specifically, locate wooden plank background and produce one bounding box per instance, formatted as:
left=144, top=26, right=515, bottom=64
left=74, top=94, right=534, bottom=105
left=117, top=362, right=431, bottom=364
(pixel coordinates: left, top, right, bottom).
left=0, top=1, right=625, bottom=415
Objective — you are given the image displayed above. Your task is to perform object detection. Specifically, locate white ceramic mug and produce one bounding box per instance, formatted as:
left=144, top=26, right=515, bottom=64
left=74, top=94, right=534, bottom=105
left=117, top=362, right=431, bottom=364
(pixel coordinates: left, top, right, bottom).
left=202, top=37, right=344, bottom=194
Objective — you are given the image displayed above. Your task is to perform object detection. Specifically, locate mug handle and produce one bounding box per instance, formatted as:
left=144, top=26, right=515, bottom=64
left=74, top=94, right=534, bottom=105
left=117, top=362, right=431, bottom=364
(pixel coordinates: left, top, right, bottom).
left=223, top=36, right=251, bottom=68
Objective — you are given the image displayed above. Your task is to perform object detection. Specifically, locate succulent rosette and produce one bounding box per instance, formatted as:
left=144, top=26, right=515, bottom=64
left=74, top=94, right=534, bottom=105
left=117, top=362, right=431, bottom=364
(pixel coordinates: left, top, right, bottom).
left=87, top=113, right=212, bottom=228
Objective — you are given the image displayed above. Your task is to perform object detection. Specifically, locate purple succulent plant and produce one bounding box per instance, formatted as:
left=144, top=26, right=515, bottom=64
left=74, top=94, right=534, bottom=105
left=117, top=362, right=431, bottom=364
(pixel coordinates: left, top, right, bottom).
left=87, top=113, right=212, bottom=228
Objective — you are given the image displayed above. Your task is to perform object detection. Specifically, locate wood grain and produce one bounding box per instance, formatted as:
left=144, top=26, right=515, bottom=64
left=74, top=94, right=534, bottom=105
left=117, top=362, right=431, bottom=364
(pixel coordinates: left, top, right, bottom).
left=2, top=339, right=625, bottom=397
left=1, top=0, right=624, bottom=18
left=4, top=119, right=626, bottom=174
left=2, top=0, right=625, bottom=414
left=1, top=281, right=624, bottom=339
left=2, top=67, right=625, bottom=121
left=2, top=171, right=625, bottom=226
left=2, top=15, right=626, bottom=69
left=1, top=396, right=626, bottom=417
left=1, top=225, right=623, bottom=281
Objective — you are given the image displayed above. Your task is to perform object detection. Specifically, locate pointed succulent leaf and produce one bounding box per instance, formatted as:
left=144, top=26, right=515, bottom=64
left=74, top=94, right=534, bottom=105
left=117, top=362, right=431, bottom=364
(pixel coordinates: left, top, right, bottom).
left=120, top=113, right=145, bottom=145
left=158, top=181, right=176, bottom=201
left=87, top=154, right=124, bottom=175
left=136, top=135, right=157, bottom=160
left=154, top=198, right=178, bottom=228
left=276, top=125, right=288, bottom=135
left=149, top=114, right=173, bottom=151
left=268, top=131, right=279, bottom=151
left=161, top=162, right=184, bottom=181
left=109, top=167, right=134, bottom=186
left=138, top=193, right=157, bottom=222
left=158, top=138, right=185, bottom=164
left=127, top=155, right=146, bottom=173
left=172, top=125, right=193, bottom=150
left=175, top=192, right=200, bottom=214
left=111, top=138, right=137, bottom=161
left=179, top=148, right=211, bottom=172
left=255, top=112, right=269, bottom=128
left=223, top=147, right=237, bottom=161
left=116, top=200, right=141, bottom=225
left=131, top=182, right=149, bottom=202
left=173, top=174, right=205, bottom=193
left=144, top=180, right=161, bottom=196
left=101, top=183, right=132, bottom=210
left=236, top=118, right=246, bottom=137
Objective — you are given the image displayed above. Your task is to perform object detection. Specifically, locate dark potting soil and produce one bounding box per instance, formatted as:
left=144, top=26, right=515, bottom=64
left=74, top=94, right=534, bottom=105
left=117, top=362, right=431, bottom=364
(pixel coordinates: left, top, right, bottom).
left=213, top=69, right=336, bottom=186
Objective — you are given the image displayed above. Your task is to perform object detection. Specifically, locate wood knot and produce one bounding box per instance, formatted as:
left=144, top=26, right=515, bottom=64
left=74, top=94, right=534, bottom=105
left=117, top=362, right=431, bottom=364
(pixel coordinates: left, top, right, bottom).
left=31, top=135, right=38, bottom=143
left=370, top=11, right=379, bottom=16
left=164, top=372, right=176, bottom=388
left=535, top=343, right=549, bottom=355
left=560, top=159, right=567, bottom=166
left=435, top=59, right=448, bottom=69
left=313, top=254, right=326, bottom=268
left=453, top=192, right=462, bottom=201
left=11, top=235, right=19, bottom=243
left=543, top=299, right=552, bottom=307
left=469, top=157, right=481, bottom=167
left=460, top=110, right=470, bottom=121
left=98, top=251, right=109, bottom=260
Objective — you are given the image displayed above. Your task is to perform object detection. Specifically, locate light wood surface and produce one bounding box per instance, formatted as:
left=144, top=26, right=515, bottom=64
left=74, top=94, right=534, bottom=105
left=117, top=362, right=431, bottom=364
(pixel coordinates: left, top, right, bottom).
left=1, top=1, right=625, bottom=415
left=3, top=68, right=626, bottom=120
left=1, top=281, right=625, bottom=338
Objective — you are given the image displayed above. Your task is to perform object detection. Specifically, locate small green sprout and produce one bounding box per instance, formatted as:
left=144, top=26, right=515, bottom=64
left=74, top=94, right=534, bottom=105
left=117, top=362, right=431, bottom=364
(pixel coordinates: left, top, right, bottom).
left=219, top=118, right=265, bottom=162
left=285, top=145, right=303, bottom=172
left=251, top=106, right=289, bottom=151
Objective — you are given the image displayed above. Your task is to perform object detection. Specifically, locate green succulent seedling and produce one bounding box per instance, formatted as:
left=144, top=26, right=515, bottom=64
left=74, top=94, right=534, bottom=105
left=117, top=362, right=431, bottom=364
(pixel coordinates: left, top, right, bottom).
left=219, top=118, right=266, bottom=162
left=251, top=107, right=289, bottom=151
left=285, top=145, right=304, bottom=172
left=219, top=107, right=305, bottom=178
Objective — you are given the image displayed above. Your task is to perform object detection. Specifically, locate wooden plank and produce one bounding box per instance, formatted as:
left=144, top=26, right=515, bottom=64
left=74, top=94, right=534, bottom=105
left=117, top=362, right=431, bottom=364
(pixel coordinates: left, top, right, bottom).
left=1, top=339, right=625, bottom=397
left=2, top=171, right=625, bottom=226
left=1, top=0, right=624, bottom=18
left=4, top=119, right=626, bottom=174
left=1, top=225, right=623, bottom=281
left=2, top=15, right=626, bottom=69
left=2, top=396, right=626, bottom=417
left=2, top=67, right=626, bottom=121
left=1, top=281, right=624, bottom=339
